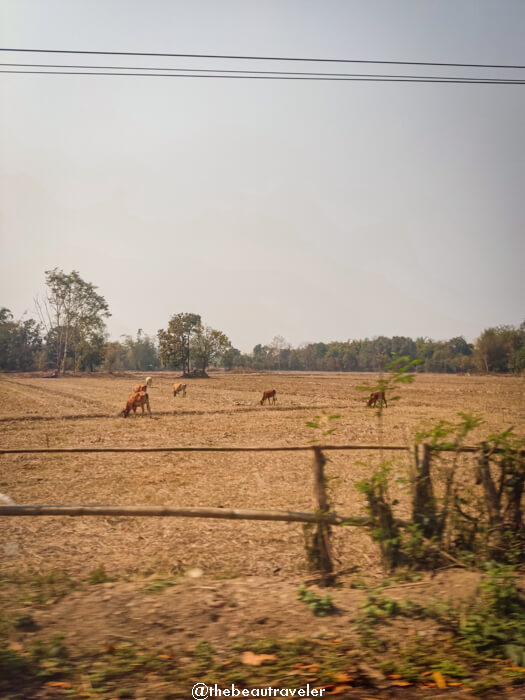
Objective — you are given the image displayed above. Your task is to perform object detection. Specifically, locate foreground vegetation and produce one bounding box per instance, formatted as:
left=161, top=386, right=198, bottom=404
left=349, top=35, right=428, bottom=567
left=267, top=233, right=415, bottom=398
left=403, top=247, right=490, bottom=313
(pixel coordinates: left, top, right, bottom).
left=1, top=565, right=524, bottom=699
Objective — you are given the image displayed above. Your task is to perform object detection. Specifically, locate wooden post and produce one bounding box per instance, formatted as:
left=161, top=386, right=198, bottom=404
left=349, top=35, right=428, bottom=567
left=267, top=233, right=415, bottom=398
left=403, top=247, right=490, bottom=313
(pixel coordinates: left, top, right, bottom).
left=475, top=443, right=504, bottom=556
left=412, top=443, right=438, bottom=539
left=307, top=446, right=334, bottom=587
left=312, top=446, right=329, bottom=511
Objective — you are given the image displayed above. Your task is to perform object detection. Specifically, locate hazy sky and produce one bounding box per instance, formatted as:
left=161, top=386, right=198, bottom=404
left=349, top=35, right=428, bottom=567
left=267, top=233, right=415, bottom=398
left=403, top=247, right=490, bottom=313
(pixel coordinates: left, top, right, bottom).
left=1, top=1, right=524, bottom=353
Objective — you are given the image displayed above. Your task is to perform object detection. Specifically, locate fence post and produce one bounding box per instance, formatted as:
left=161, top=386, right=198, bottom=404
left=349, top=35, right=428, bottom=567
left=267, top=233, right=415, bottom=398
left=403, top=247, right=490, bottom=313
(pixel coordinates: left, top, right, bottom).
left=475, top=442, right=504, bottom=555
left=412, top=443, right=439, bottom=539
left=305, top=446, right=334, bottom=586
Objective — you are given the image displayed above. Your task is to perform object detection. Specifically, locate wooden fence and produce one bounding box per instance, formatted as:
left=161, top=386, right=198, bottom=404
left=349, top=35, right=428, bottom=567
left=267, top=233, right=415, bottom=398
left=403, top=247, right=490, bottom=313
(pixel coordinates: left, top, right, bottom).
left=0, top=442, right=502, bottom=583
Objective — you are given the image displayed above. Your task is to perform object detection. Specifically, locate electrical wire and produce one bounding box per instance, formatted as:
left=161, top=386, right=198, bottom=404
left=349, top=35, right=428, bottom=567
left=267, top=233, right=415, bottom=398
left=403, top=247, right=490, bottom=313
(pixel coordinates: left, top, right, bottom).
left=1, top=62, right=522, bottom=82
left=1, top=46, right=525, bottom=70
left=1, top=69, right=524, bottom=84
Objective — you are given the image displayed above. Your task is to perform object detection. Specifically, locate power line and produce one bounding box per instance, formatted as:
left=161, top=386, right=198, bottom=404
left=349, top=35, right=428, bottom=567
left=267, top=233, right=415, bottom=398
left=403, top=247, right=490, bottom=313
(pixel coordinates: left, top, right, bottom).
left=1, top=46, right=525, bottom=70
left=1, top=62, right=522, bottom=83
left=2, top=69, right=524, bottom=84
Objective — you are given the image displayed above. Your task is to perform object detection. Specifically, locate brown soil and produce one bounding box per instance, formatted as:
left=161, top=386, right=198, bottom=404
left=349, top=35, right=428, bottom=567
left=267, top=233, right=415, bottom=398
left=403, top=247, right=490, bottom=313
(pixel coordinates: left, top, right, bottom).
left=1, top=372, right=524, bottom=699
left=7, top=569, right=481, bottom=654
left=1, top=371, right=523, bottom=580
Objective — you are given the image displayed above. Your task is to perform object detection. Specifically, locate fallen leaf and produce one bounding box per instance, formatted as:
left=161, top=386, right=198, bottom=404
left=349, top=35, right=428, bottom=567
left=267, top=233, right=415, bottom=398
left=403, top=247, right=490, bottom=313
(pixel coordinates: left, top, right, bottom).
left=422, top=671, right=433, bottom=676
left=433, top=671, right=447, bottom=689
left=328, top=685, right=352, bottom=695
left=449, top=682, right=463, bottom=686
left=44, top=682, right=72, bottom=688
left=391, top=680, right=412, bottom=686
left=240, top=651, right=277, bottom=666
left=504, top=667, right=525, bottom=672
left=302, top=663, right=320, bottom=672
left=388, top=673, right=401, bottom=679
left=334, top=672, right=353, bottom=683
left=157, top=654, right=172, bottom=659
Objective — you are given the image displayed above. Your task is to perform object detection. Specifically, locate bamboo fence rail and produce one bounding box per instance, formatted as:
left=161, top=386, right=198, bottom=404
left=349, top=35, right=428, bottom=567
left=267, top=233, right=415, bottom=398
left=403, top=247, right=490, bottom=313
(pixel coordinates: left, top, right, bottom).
left=0, top=444, right=487, bottom=454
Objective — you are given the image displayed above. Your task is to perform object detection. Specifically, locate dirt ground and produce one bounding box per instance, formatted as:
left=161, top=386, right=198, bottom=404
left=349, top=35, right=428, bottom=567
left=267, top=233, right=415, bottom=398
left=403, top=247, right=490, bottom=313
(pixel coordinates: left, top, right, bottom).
left=1, top=371, right=524, bottom=699
left=0, top=371, right=523, bottom=580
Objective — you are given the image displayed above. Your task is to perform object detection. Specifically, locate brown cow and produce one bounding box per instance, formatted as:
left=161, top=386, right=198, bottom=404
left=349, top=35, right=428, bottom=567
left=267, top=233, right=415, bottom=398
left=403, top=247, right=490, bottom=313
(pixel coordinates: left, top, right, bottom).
left=367, top=391, right=387, bottom=408
left=260, top=389, right=277, bottom=405
left=120, top=391, right=152, bottom=418
left=173, top=382, right=187, bottom=397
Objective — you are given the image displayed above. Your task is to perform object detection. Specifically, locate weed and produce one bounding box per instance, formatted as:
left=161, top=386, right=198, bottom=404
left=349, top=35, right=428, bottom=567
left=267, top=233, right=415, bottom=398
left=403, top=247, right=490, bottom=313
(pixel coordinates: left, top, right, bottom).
left=141, top=578, right=177, bottom=593
left=0, top=648, right=35, bottom=685
left=305, top=412, right=341, bottom=444
left=87, top=566, right=115, bottom=585
left=423, top=564, right=525, bottom=665
left=193, top=641, right=215, bottom=668
left=297, top=584, right=335, bottom=616
left=13, top=613, right=36, bottom=630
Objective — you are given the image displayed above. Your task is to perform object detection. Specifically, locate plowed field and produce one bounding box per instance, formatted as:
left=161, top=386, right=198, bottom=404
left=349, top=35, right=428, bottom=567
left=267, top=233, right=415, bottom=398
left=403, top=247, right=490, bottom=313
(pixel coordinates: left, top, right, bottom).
left=1, top=371, right=523, bottom=579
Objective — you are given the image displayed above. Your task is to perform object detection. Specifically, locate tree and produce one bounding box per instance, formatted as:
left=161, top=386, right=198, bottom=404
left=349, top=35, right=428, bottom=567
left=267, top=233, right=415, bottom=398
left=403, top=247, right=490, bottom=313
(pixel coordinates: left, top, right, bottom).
left=120, top=330, right=160, bottom=371
left=191, top=326, right=232, bottom=371
left=0, top=308, right=42, bottom=371
left=103, top=341, right=123, bottom=371
left=35, top=269, right=110, bottom=374
left=269, top=335, right=291, bottom=370
left=158, top=313, right=201, bottom=372
left=222, top=347, right=242, bottom=370
left=474, top=326, right=519, bottom=373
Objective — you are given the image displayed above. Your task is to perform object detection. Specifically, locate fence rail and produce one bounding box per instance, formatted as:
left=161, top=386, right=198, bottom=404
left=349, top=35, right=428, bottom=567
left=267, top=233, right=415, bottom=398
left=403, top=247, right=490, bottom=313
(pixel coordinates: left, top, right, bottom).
left=0, top=443, right=486, bottom=454
left=1, top=441, right=514, bottom=583
left=0, top=504, right=378, bottom=526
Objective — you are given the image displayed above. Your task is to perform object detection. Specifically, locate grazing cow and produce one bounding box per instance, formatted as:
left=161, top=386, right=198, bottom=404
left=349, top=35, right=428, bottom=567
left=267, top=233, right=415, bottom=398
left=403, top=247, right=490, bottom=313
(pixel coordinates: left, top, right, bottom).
left=260, top=389, right=277, bottom=405
left=145, top=376, right=153, bottom=388
left=367, top=391, right=387, bottom=408
left=173, top=382, right=187, bottom=397
left=132, top=383, right=148, bottom=394
left=120, top=391, right=152, bottom=418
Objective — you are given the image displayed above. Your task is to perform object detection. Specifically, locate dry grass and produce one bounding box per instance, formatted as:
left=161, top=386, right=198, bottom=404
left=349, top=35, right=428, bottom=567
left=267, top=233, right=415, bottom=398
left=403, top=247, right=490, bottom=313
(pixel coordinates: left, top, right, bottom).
left=1, top=371, right=524, bottom=580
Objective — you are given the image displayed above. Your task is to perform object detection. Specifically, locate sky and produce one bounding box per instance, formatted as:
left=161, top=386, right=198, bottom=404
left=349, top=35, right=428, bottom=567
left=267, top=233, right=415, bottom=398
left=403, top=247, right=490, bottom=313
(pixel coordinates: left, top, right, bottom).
left=0, top=1, right=524, bottom=353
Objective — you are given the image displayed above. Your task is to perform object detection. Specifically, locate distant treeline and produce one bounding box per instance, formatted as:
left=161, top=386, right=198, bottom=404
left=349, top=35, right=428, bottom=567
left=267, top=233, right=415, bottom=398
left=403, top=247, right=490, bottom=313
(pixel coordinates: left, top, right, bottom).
left=1, top=269, right=524, bottom=375
left=2, top=307, right=524, bottom=376
left=224, top=327, right=525, bottom=374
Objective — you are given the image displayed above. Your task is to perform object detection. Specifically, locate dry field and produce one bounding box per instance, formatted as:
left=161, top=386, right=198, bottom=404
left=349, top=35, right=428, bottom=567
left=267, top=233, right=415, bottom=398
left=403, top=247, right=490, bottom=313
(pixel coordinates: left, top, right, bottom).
left=1, top=371, right=524, bottom=581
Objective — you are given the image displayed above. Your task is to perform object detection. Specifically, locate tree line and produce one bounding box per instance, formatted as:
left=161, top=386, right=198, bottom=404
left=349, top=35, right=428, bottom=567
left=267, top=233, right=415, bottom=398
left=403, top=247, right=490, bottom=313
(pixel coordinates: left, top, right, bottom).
left=1, top=269, right=524, bottom=375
